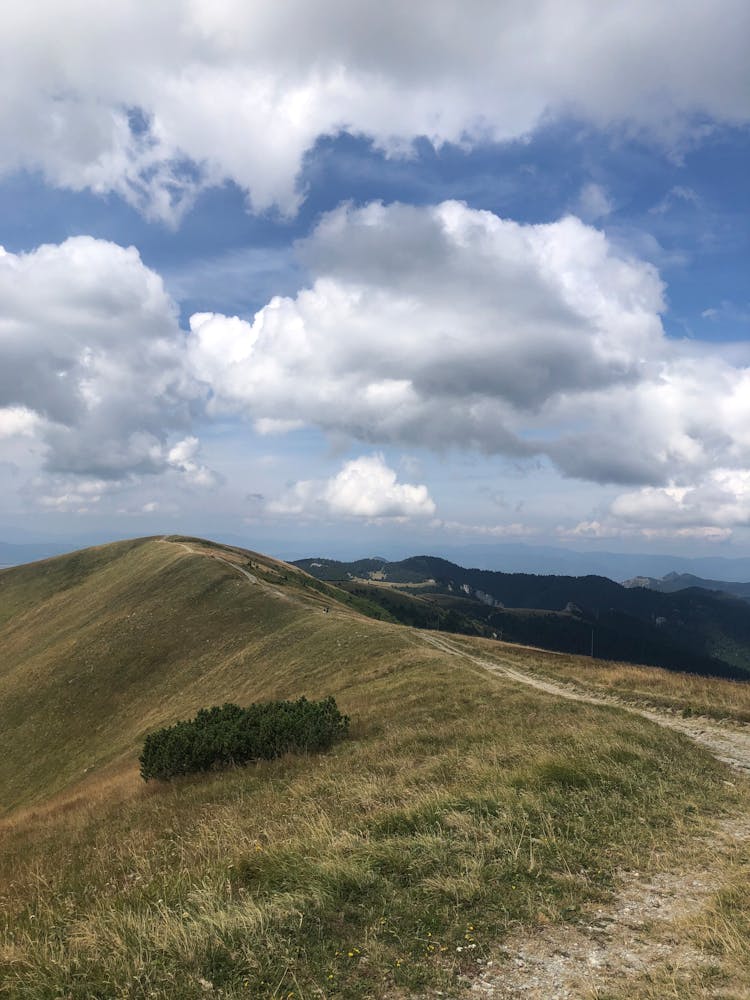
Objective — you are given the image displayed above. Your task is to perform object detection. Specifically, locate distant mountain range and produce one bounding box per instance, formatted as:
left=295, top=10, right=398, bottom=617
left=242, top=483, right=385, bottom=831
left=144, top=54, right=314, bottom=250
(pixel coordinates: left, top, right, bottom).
left=295, top=555, right=750, bottom=680
left=624, top=571, right=750, bottom=601
left=0, top=540, right=74, bottom=568
left=427, top=543, right=750, bottom=583
left=9, top=533, right=750, bottom=582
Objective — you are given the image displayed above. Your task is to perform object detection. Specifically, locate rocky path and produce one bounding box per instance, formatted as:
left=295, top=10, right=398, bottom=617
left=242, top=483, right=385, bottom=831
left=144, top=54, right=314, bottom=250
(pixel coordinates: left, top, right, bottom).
left=418, top=630, right=750, bottom=998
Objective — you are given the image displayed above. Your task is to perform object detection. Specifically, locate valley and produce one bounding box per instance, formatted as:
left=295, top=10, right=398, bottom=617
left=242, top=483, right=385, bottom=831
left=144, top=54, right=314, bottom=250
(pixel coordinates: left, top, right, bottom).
left=296, top=556, right=750, bottom=681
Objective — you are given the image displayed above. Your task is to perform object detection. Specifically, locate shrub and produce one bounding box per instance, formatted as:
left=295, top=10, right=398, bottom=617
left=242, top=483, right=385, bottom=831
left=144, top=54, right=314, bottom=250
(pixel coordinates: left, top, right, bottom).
left=139, top=696, right=349, bottom=781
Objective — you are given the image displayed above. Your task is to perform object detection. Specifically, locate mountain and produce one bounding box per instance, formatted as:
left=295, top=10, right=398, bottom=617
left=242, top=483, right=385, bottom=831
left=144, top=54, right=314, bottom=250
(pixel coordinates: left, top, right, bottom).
left=11, top=532, right=750, bottom=582
left=410, top=542, right=750, bottom=582
left=295, top=555, right=750, bottom=679
left=0, top=535, right=391, bottom=812
left=1, top=536, right=748, bottom=997
left=624, top=570, right=750, bottom=601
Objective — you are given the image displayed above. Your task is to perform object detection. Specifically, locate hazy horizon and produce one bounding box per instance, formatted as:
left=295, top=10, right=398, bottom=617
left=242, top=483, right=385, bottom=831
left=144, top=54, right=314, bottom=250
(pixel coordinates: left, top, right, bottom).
left=8, top=531, right=750, bottom=585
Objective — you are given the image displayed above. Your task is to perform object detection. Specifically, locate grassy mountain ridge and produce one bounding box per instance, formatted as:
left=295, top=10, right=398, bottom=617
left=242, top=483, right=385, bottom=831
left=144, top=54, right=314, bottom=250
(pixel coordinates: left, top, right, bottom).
left=296, top=555, right=750, bottom=679
left=0, top=535, right=402, bottom=812
left=2, top=537, right=750, bottom=997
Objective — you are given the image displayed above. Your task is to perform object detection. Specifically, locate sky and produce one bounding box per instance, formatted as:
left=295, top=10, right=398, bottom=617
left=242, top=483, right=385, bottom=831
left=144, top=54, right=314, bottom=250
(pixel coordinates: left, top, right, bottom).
left=1, top=0, right=749, bottom=562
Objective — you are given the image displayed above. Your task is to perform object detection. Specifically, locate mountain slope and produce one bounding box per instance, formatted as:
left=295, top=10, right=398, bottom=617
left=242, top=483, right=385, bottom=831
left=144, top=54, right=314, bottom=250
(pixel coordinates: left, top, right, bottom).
left=0, top=536, right=406, bottom=811
left=2, top=538, right=750, bottom=998
left=296, top=555, right=750, bottom=678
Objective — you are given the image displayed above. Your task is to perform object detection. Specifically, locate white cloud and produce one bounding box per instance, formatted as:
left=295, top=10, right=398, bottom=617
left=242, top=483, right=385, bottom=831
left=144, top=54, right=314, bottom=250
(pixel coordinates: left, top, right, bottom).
left=6, top=206, right=750, bottom=539
left=188, top=199, right=750, bottom=533
left=650, top=185, right=701, bottom=215
left=0, top=406, right=42, bottom=438
left=0, top=2, right=747, bottom=219
left=610, top=469, right=750, bottom=531
left=433, top=519, right=537, bottom=538
left=35, top=476, right=111, bottom=513
left=269, top=454, right=435, bottom=520
left=167, top=436, right=220, bottom=487
left=254, top=418, right=306, bottom=436
left=560, top=519, right=732, bottom=542
left=0, top=236, right=213, bottom=492
left=188, top=200, right=667, bottom=471
left=563, top=465, right=750, bottom=537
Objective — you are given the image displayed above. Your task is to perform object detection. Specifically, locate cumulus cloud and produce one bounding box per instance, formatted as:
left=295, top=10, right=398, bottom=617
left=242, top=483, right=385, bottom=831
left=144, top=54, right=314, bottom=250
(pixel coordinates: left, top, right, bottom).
left=6, top=205, right=750, bottom=537
left=0, top=236, right=211, bottom=491
left=609, top=469, right=750, bottom=532
left=187, top=199, right=750, bottom=533
left=561, top=466, right=750, bottom=538
left=166, top=436, right=220, bottom=487
left=188, top=199, right=667, bottom=470
left=1, top=1, right=747, bottom=218
left=269, top=454, right=435, bottom=519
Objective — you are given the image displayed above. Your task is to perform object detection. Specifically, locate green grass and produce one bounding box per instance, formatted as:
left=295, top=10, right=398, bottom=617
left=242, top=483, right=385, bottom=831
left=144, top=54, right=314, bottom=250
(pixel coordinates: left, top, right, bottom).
left=0, top=537, right=406, bottom=811
left=445, top=633, right=750, bottom=724
left=1, top=664, right=735, bottom=998
left=0, top=538, right=746, bottom=998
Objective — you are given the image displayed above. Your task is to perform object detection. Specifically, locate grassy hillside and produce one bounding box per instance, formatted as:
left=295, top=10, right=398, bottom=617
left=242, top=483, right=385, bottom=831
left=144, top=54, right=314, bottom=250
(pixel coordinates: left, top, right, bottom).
left=0, top=536, right=398, bottom=812
left=1, top=538, right=749, bottom=998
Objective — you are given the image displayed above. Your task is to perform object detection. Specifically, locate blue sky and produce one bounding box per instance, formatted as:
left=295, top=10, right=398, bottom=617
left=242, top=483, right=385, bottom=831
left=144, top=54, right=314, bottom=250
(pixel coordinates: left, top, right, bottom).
left=0, top=2, right=748, bottom=562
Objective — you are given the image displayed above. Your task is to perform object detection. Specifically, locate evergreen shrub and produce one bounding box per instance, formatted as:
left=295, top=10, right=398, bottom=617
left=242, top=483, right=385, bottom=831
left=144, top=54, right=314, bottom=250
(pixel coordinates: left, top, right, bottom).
left=139, top=696, right=349, bottom=781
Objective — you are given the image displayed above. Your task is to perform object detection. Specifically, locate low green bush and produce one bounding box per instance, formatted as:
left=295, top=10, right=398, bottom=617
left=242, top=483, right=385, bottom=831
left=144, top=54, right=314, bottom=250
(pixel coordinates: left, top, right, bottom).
left=139, top=696, right=349, bottom=781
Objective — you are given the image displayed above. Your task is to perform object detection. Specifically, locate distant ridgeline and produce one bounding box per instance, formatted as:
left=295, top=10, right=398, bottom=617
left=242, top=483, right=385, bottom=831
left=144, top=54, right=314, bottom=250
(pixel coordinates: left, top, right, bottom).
left=295, top=556, right=750, bottom=681
left=623, top=571, right=750, bottom=602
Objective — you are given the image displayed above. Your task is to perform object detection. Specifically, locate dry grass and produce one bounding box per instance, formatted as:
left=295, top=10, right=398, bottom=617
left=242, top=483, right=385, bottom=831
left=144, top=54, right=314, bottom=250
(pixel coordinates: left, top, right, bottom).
left=0, top=537, right=410, bottom=812
left=0, top=538, right=747, bottom=998
left=1, top=678, right=737, bottom=998
left=587, top=800, right=750, bottom=1000
left=447, top=633, right=750, bottom=724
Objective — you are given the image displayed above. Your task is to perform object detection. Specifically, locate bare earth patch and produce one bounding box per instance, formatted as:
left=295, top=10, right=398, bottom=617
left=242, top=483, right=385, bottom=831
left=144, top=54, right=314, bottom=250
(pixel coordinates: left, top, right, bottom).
left=475, top=819, right=750, bottom=998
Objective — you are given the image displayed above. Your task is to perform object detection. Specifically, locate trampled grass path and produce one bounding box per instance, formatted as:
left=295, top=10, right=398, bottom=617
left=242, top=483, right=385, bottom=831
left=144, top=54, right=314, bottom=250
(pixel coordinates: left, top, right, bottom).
left=417, top=632, right=750, bottom=1000
left=419, top=631, right=750, bottom=774
left=161, top=537, right=305, bottom=607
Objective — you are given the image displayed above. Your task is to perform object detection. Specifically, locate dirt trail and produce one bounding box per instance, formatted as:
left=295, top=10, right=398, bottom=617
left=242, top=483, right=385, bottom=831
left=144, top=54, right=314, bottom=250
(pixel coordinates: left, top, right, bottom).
left=420, top=631, right=750, bottom=773
left=418, top=631, right=750, bottom=998
left=168, top=540, right=261, bottom=584
left=211, top=554, right=259, bottom=584
left=159, top=538, right=310, bottom=606
left=468, top=808, right=750, bottom=1000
